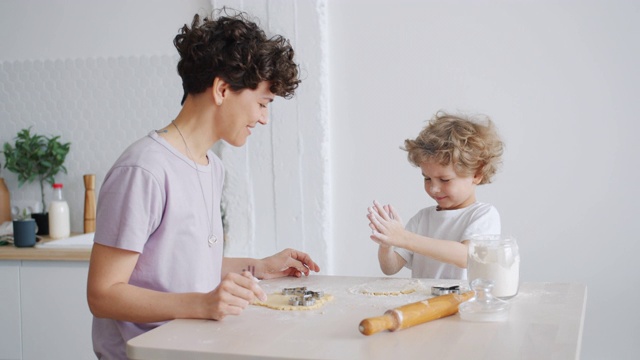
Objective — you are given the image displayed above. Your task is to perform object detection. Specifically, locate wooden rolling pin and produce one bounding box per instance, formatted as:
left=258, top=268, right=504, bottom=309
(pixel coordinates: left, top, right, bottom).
left=359, top=291, right=474, bottom=335
left=83, top=174, right=96, bottom=233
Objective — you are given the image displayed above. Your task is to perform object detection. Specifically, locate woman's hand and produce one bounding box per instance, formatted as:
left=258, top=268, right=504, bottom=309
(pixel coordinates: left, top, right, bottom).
left=204, top=271, right=267, bottom=320
left=258, top=248, right=320, bottom=280
left=367, top=200, right=406, bottom=248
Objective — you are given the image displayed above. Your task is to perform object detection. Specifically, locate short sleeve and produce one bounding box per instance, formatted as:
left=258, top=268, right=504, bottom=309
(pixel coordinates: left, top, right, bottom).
left=94, top=165, right=165, bottom=253
left=461, top=205, right=501, bottom=240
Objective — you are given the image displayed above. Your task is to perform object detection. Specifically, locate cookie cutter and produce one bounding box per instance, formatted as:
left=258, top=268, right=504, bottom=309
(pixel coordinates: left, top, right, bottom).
left=431, top=285, right=461, bottom=296
left=282, top=287, right=307, bottom=295
left=283, top=287, right=324, bottom=306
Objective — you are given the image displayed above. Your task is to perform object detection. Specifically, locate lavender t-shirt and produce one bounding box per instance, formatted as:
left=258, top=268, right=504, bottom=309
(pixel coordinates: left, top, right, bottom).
left=92, top=131, right=224, bottom=360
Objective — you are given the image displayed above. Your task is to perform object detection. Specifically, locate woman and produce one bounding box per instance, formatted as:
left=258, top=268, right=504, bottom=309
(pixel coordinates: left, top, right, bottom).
left=87, top=9, right=320, bottom=359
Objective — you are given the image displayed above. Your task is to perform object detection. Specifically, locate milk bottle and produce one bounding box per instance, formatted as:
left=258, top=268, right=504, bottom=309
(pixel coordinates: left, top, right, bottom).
left=48, top=183, right=70, bottom=239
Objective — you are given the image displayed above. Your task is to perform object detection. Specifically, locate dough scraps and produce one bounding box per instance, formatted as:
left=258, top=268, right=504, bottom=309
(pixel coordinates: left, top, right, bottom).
left=253, top=292, right=334, bottom=311
left=350, top=278, right=423, bottom=296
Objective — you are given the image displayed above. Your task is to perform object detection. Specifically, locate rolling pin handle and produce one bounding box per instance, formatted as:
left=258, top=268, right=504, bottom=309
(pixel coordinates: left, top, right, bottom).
left=358, top=313, right=399, bottom=336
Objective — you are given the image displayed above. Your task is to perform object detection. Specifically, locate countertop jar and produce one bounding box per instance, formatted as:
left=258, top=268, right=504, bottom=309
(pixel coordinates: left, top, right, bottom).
left=467, top=234, right=520, bottom=299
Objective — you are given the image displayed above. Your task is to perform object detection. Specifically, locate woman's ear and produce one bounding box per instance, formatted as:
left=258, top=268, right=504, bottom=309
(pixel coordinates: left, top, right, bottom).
left=212, top=77, right=229, bottom=106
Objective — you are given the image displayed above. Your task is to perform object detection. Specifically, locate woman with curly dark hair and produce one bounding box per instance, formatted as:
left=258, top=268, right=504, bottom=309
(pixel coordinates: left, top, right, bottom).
left=87, top=9, right=318, bottom=359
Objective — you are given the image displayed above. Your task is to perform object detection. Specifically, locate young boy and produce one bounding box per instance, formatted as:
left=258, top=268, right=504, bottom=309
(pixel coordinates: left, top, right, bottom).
left=367, top=111, right=504, bottom=279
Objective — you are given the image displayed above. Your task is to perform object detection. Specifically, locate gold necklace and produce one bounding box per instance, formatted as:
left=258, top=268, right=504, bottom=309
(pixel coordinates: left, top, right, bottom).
left=172, top=120, right=217, bottom=247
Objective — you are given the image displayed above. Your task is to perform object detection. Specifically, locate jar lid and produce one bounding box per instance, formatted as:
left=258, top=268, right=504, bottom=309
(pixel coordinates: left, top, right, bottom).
left=458, top=279, right=510, bottom=322
left=53, top=183, right=63, bottom=188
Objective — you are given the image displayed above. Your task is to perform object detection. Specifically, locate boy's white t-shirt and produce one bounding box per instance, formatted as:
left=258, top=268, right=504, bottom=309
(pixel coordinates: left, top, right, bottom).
left=91, top=131, right=225, bottom=360
left=394, top=202, right=500, bottom=279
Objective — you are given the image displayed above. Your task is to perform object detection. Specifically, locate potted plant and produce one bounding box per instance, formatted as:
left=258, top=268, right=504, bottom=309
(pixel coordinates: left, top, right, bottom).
left=2, top=128, right=71, bottom=235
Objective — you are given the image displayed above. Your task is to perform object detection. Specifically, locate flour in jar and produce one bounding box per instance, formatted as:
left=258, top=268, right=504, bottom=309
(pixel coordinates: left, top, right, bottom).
left=467, top=235, right=520, bottom=299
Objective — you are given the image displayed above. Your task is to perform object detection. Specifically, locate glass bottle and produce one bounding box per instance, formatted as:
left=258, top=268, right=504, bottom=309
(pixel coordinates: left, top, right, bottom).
left=48, top=183, right=70, bottom=239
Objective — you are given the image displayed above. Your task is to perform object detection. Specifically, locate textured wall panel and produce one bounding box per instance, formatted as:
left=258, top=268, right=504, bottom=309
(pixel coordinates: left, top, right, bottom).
left=212, top=0, right=330, bottom=269
left=0, top=55, right=182, bottom=234
left=1, top=1, right=329, bottom=268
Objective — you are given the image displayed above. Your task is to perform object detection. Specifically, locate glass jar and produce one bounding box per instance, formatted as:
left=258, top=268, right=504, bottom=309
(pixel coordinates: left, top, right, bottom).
left=467, top=234, right=520, bottom=299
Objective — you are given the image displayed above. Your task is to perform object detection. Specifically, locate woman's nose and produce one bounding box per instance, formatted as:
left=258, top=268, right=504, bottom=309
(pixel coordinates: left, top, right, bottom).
left=259, top=109, right=269, bottom=125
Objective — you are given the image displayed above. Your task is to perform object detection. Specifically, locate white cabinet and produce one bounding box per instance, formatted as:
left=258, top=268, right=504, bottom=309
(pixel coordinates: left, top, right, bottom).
left=0, top=261, right=21, bottom=360
left=0, top=261, right=93, bottom=360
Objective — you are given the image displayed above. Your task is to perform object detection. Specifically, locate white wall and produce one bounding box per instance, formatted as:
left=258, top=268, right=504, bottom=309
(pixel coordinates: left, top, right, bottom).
left=1, top=0, right=638, bottom=359
left=329, top=1, right=640, bottom=359
left=211, top=0, right=331, bottom=269
left=0, top=0, right=212, bottom=61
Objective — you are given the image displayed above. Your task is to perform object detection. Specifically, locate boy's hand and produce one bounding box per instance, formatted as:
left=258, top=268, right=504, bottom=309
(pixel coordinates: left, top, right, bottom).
left=367, top=200, right=406, bottom=247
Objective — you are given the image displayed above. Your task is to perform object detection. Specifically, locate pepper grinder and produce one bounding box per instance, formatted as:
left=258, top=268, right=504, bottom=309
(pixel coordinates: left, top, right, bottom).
left=0, top=177, right=11, bottom=223
left=84, top=174, right=96, bottom=233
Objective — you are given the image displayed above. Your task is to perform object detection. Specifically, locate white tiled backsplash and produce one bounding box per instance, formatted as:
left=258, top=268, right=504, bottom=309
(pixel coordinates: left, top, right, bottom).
left=0, top=55, right=183, bottom=232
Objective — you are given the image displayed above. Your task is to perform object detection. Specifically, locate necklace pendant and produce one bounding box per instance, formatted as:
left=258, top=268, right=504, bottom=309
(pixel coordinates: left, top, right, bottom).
left=208, top=234, right=217, bottom=247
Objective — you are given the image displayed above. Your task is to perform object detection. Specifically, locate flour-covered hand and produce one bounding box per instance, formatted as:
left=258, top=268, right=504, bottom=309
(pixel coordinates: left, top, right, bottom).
left=367, top=200, right=406, bottom=247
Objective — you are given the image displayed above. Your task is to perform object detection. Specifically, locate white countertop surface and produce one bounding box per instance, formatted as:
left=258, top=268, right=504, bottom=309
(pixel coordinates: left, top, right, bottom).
left=35, top=232, right=94, bottom=248
left=0, top=233, right=92, bottom=261
left=127, top=275, right=587, bottom=360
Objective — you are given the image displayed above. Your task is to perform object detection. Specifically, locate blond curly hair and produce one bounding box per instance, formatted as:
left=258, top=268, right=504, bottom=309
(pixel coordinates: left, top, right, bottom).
left=403, top=112, right=504, bottom=184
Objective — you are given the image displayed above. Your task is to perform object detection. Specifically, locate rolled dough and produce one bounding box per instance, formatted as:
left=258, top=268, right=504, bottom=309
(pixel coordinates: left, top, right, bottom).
left=253, top=292, right=334, bottom=311
left=351, top=278, right=423, bottom=296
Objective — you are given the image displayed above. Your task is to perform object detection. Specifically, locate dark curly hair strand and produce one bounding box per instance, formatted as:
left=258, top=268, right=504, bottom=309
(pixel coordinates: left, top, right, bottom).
left=174, top=9, right=300, bottom=104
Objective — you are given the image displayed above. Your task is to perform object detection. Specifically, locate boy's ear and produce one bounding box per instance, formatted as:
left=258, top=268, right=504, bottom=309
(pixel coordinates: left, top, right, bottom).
left=212, top=77, right=229, bottom=106
left=473, top=170, right=483, bottom=185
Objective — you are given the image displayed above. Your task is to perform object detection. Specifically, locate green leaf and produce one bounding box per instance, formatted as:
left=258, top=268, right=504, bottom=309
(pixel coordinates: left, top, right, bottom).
left=1, top=127, right=71, bottom=209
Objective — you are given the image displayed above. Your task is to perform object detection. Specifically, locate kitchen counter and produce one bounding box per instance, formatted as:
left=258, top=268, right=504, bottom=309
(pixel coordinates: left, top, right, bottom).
left=0, top=233, right=92, bottom=261
left=127, top=275, right=587, bottom=360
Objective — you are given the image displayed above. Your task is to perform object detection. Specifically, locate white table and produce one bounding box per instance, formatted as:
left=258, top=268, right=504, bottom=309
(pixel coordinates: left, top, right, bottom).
left=127, top=275, right=587, bottom=360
